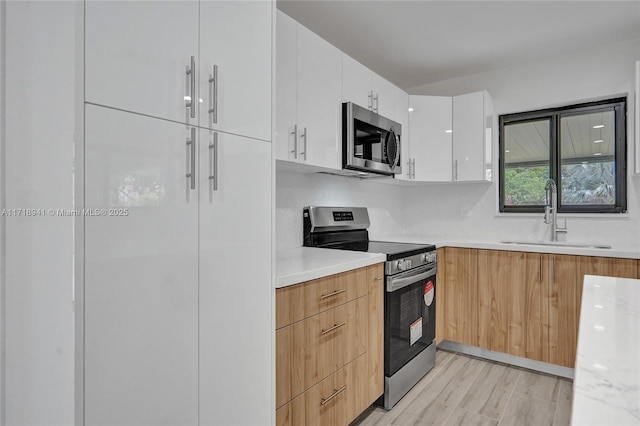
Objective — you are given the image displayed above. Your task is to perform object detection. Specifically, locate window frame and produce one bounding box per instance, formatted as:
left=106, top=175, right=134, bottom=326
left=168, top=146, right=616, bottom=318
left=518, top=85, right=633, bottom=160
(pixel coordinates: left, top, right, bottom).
left=499, top=97, right=627, bottom=214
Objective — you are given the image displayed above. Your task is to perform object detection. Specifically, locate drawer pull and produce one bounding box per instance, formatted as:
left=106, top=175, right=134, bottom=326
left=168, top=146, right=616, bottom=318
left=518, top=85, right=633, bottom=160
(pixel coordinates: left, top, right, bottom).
left=321, top=322, right=346, bottom=335
left=374, top=277, right=383, bottom=281
left=320, top=386, right=346, bottom=406
left=320, top=289, right=346, bottom=300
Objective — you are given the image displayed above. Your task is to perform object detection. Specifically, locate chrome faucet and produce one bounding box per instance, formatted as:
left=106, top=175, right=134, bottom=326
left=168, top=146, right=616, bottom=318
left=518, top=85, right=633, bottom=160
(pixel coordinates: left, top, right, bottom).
left=544, top=178, right=567, bottom=241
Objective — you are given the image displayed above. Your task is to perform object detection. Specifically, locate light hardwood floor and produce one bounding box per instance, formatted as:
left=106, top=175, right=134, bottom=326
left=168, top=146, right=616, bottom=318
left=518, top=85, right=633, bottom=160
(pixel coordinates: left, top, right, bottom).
left=352, top=350, right=572, bottom=426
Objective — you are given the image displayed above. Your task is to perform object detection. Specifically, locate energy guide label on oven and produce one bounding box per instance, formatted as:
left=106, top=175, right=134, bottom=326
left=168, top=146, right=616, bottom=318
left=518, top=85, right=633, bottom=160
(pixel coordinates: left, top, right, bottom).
left=410, top=317, right=422, bottom=345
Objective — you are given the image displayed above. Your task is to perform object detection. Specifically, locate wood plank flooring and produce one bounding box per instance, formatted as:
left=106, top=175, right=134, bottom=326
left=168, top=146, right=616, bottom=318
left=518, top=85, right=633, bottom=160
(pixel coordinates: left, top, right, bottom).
left=352, top=350, right=572, bottom=426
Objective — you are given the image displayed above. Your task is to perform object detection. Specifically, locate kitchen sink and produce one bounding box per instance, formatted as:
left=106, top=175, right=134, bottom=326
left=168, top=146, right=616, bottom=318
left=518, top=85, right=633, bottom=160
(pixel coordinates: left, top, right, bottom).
left=500, top=240, right=612, bottom=249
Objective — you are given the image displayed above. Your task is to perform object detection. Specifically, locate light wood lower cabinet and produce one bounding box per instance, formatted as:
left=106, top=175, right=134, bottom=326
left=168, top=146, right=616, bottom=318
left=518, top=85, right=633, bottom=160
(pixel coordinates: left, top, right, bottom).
left=477, top=250, right=549, bottom=362
left=440, top=248, right=638, bottom=369
left=548, top=254, right=638, bottom=368
left=276, top=264, right=384, bottom=425
left=441, top=247, right=478, bottom=346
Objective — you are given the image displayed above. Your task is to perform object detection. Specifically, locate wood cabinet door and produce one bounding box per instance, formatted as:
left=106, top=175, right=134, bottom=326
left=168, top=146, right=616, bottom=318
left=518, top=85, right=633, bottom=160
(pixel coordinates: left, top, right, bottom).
left=507, top=252, right=547, bottom=362
left=477, top=250, right=509, bottom=353
left=443, top=248, right=478, bottom=346
left=367, top=265, right=384, bottom=402
left=549, top=254, right=638, bottom=368
left=435, top=248, right=447, bottom=344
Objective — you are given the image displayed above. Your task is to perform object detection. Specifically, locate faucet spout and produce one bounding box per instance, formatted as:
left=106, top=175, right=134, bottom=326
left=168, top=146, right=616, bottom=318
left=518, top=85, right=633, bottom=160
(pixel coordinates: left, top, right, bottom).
left=543, top=178, right=566, bottom=241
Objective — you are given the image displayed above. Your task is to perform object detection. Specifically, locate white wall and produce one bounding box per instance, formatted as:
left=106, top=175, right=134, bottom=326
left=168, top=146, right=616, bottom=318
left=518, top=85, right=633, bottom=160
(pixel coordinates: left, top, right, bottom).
left=2, top=2, right=79, bottom=424
left=276, top=169, right=407, bottom=248
left=277, top=39, right=640, bottom=251
left=402, top=39, right=640, bottom=249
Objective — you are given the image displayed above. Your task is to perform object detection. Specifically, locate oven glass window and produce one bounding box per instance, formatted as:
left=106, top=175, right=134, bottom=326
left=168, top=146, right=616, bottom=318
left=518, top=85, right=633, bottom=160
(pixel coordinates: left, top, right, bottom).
left=385, top=277, right=436, bottom=376
left=354, top=119, right=387, bottom=163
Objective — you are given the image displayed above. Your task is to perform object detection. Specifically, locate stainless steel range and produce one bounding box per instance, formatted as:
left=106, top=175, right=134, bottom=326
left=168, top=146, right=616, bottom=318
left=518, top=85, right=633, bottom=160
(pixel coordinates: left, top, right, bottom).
left=303, top=206, right=437, bottom=410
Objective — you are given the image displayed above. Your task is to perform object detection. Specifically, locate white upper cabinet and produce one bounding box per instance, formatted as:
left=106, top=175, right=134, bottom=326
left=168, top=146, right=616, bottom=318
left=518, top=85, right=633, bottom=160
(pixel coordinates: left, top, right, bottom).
left=342, top=53, right=409, bottom=126
left=406, top=95, right=453, bottom=181
left=85, top=1, right=199, bottom=125
left=199, top=1, right=271, bottom=140
left=453, top=91, right=494, bottom=182
left=276, top=10, right=343, bottom=170
left=86, top=0, right=270, bottom=140
left=405, top=91, right=493, bottom=182
left=342, top=54, right=376, bottom=111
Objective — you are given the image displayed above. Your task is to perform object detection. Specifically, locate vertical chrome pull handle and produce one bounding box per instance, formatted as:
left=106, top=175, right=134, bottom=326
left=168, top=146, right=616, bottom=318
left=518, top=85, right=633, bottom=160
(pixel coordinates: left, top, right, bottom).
left=208, top=65, right=218, bottom=125
left=412, top=158, right=416, bottom=180
left=374, top=93, right=379, bottom=113
left=300, top=127, right=307, bottom=161
left=290, top=124, right=298, bottom=159
left=186, top=56, right=196, bottom=119
left=186, top=127, right=196, bottom=189
left=209, top=132, right=218, bottom=192
left=406, top=159, right=412, bottom=178
left=368, top=91, right=373, bottom=110
left=454, top=159, right=458, bottom=181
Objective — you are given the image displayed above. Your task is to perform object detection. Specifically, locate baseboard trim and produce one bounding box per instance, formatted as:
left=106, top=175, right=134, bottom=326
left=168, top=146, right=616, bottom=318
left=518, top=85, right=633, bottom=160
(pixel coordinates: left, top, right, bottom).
left=437, top=340, right=574, bottom=380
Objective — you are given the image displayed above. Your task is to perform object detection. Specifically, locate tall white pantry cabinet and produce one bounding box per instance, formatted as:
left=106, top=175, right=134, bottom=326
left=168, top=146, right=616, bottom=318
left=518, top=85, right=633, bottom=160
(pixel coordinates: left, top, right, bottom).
left=1, top=1, right=274, bottom=425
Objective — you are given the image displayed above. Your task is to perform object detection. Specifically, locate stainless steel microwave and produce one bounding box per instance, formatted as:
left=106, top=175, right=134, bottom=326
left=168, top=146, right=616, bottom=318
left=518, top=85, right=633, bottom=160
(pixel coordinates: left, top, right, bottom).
left=342, top=102, right=402, bottom=176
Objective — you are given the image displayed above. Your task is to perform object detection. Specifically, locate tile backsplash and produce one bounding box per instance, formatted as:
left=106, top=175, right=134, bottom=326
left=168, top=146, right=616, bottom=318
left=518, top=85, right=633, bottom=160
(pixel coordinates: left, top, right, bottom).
left=277, top=169, right=640, bottom=251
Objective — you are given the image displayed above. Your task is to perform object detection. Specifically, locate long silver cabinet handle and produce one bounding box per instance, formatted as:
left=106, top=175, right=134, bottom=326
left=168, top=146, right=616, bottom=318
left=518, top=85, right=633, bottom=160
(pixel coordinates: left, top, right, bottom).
left=290, top=124, right=298, bottom=159
left=321, top=386, right=346, bottom=405
left=406, top=159, right=412, bottom=178
left=321, top=322, right=346, bottom=336
left=368, top=91, right=373, bottom=110
left=374, top=93, right=379, bottom=113
left=208, top=65, right=218, bottom=124
left=300, top=127, right=307, bottom=161
left=209, top=132, right=218, bottom=192
left=186, top=56, right=195, bottom=119
left=186, top=127, right=196, bottom=189
left=412, top=158, right=416, bottom=180
left=320, top=289, right=345, bottom=299
left=454, top=159, right=458, bottom=181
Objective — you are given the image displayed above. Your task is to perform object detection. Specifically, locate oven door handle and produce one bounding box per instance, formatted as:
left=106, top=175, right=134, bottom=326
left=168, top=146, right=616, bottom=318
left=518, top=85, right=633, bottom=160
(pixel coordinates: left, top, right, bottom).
left=387, top=266, right=436, bottom=293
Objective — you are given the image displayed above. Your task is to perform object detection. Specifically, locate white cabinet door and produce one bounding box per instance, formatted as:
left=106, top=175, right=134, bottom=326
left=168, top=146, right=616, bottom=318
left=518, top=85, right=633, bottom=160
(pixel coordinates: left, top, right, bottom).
left=342, top=54, right=374, bottom=110
left=85, top=1, right=199, bottom=124
left=374, top=74, right=399, bottom=120
left=84, top=105, right=199, bottom=426
left=635, top=60, right=640, bottom=174
left=453, top=91, right=487, bottom=181
left=198, top=129, right=272, bottom=425
left=199, top=0, right=271, bottom=141
left=275, top=10, right=298, bottom=162
left=409, top=95, right=453, bottom=182
left=296, top=23, right=343, bottom=170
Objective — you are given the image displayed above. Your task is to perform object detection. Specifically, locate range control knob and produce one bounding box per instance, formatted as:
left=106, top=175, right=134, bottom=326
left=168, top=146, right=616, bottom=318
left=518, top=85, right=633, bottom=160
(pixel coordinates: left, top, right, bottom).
left=396, top=260, right=406, bottom=271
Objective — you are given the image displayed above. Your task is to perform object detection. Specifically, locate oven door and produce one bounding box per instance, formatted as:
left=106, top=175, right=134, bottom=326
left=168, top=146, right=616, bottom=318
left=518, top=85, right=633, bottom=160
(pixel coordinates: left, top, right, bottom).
left=384, top=264, right=436, bottom=377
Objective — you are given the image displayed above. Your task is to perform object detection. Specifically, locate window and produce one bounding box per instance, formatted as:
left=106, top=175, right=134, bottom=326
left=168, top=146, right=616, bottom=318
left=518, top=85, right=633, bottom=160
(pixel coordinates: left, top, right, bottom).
left=499, top=98, right=626, bottom=213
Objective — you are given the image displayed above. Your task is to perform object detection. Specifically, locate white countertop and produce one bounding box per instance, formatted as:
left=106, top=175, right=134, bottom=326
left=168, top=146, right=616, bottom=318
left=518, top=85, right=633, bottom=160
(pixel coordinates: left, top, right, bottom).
left=572, top=275, right=640, bottom=425
left=276, top=247, right=386, bottom=288
left=375, top=235, right=640, bottom=259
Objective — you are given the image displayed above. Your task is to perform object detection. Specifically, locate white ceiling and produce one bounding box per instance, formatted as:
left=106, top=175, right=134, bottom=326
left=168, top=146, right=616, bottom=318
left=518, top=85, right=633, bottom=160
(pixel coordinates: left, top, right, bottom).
left=277, top=0, right=640, bottom=91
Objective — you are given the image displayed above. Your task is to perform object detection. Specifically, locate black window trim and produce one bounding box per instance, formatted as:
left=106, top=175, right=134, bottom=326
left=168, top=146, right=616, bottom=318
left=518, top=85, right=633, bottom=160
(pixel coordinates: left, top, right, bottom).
left=499, top=97, right=627, bottom=214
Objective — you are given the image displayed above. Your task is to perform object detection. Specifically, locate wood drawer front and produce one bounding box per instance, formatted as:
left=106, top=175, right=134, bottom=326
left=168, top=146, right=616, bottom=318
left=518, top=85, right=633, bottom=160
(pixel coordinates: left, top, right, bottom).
left=276, top=267, right=368, bottom=329
left=276, top=354, right=369, bottom=426
left=276, top=297, right=368, bottom=408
